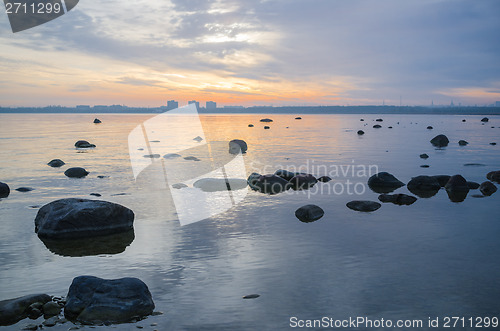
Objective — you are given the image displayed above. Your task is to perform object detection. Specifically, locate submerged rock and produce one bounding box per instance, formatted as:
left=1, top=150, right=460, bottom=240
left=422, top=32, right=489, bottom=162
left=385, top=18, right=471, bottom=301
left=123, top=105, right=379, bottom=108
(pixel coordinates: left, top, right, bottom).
left=247, top=173, right=289, bottom=194
left=184, top=156, right=200, bottom=161
left=274, top=169, right=304, bottom=181
left=35, top=198, right=134, bottom=240
left=229, top=139, right=248, bottom=154
left=163, top=153, right=181, bottom=159
left=458, top=140, right=469, bottom=146
left=193, top=178, right=247, bottom=192
left=407, top=175, right=441, bottom=198
left=430, top=134, right=449, bottom=147
left=193, top=136, right=203, bottom=142
left=65, top=276, right=154, bottom=324
left=15, top=187, right=34, bottom=192
left=260, top=118, right=273, bottom=122
left=143, top=154, right=160, bottom=158
left=172, top=183, right=188, bottom=189
left=346, top=200, right=381, bottom=212
left=0, top=294, right=51, bottom=326
left=64, top=167, right=89, bottom=178
left=479, top=181, right=497, bottom=196
left=47, top=159, right=65, bottom=167
left=295, top=204, right=324, bottom=223
left=378, top=193, right=417, bottom=206
left=367, top=172, right=405, bottom=193
left=74, top=140, right=96, bottom=148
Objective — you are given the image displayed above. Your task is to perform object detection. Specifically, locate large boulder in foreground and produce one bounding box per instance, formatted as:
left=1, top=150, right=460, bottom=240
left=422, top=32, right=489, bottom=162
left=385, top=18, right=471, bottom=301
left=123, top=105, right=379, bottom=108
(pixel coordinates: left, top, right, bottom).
left=228, top=139, right=248, bottom=154
left=367, top=172, right=405, bottom=193
left=0, top=293, right=51, bottom=326
left=65, top=276, right=154, bottom=324
left=430, top=134, right=449, bottom=147
left=35, top=198, right=134, bottom=240
left=0, top=181, right=10, bottom=198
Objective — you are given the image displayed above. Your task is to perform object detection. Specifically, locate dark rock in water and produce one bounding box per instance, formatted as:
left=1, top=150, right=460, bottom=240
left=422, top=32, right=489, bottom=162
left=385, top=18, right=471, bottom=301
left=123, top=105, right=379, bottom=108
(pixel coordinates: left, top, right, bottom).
left=458, top=140, right=469, bottom=146
left=376, top=118, right=383, bottom=122
left=388, top=126, right=393, bottom=129
left=346, top=200, right=381, bottom=212
left=373, top=124, right=382, bottom=128
left=490, top=142, right=497, bottom=145
left=193, top=136, right=203, bottom=142
left=360, top=119, right=364, bottom=121
left=93, top=118, right=102, bottom=124
left=289, top=174, right=317, bottom=190
left=486, top=170, right=500, bottom=183
left=432, top=175, right=451, bottom=187
left=90, top=193, right=101, bottom=197
left=463, top=163, right=485, bottom=167
left=40, top=230, right=135, bottom=257
left=445, top=175, right=470, bottom=192
left=193, top=178, right=247, bottom=192
left=260, top=118, right=273, bottom=122
left=264, top=126, right=270, bottom=129
left=143, top=154, right=160, bottom=158
left=163, top=153, right=181, bottom=159
left=184, top=156, right=200, bottom=161
left=420, top=153, right=429, bottom=159
left=42, top=316, right=60, bottom=327
left=317, top=176, right=332, bottom=183
left=247, top=173, right=289, bottom=194
left=97, top=175, right=110, bottom=179
left=295, top=204, right=324, bottom=223
left=462, top=119, right=466, bottom=122
left=367, top=172, right=405, bottom=193
left=430, top=134, right=449, bottom=147
left=47, top=159, right=65, bottom=167
left=420, top=165, right=430, bottom=168
left=242, top=294, right=260, bottom=299
left=274, top=169, right=304, bottom=181
left=407, top=175, right=441, bottom=198
left=481, top=117, right=489, bottom=122
left=427, top=126, right=433, bottom=129
left=446, top=189, right=469, bottom=202
left=295, top=117, right=302, bottom=120
left=229, top=139, right=248, bottom=154
left=74, top=140, right=96, bottom=148
left=378, top=193, right=417, bottom=206
left=480, top=181, right=497, bottom=196
left=64, top=167, right=89, bottom=178
left=42, top=301, right=61, bottom=317
left=65, top=276, right=154, bottom=324
left=172, top=183, right=188, bottom=189
left=248, top=124, right=254, bottom=127
left=15, top=187, right=34, bottom=192
left=357, top=130, right=365, bottom=135
left=0, top=293, right=51, bottom=326
left=467, top=181, right=480, bottom=190
left=150, top=140, right=160, bottom=143
left=35, top=198, right=134, bottom=240
left=110, top=193, right=129, bottom=196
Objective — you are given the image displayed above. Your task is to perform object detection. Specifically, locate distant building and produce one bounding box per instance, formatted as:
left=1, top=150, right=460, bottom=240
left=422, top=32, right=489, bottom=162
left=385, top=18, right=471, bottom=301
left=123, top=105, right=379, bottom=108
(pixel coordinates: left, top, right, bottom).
left=206, top=101, right=216, bottom=109
left=166, top=100, right=178, bottom=110
left=496, top=101, right=500, bottom=107
left=188, top=100, right=200, bottom=109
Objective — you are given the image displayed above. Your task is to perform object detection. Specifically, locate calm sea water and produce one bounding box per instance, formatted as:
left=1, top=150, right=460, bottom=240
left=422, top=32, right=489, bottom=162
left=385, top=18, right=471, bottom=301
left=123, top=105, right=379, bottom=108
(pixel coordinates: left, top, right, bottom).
left=0, top=113, right=499, bottom=330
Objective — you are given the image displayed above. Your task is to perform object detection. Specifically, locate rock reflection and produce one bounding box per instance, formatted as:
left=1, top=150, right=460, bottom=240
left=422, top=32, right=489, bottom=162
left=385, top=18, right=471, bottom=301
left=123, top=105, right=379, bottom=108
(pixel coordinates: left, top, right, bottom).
left=40, top=230, right=134, bottom=257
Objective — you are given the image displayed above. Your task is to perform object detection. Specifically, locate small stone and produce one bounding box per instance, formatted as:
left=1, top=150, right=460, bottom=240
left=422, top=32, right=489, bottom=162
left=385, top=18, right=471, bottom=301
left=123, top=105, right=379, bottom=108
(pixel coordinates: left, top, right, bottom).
left=462, top=119, right=466, bottom=122
left=15, top=187, right=34, bottom=192
left=357, top=130, right=365, bottom=135
left=373, top=124, right=382, bottom=128
left=480, top=181, right=497, bottom=196
left=481, top=117, right=489, bottom=122
left=184, top=156, right=200, bottom=161
left=193, top=136, right=203, bottom=142
left=295, top=205, right=324, bottom=223
left=295, top=117, right=302, bottom=120
left=151, top=311, right=163, bottom=316
left=430, top=134, right=449, bottom=147
left=490, top=142, right=497, bottom=145
left=260, top=118, right=273, bottom=122
left=27, top=307, right=42, bottom=319
left=248, top=124, right=254, bottom=127
left=376, top=118, right=383, bottom=122
left=143, top=154, right=160, bottom=158
left=388, top=126, right=393, bottom=129
left=74, top=140, right=96, bottom=148
left=42, top=316, right=59, bottom=327
left=427, top=126, right=433, bottom=129
left=346, top=200, right=381, bottom=212
left=93, top=118, right=101, bottom=124
left=420, top=165, right=430, bottom=168
left=47, top=159, right=65, bottom=167
left=378, top=193, right=417, bottom=206
left=163, top=153, right=181, bottom=159
left=466, top=181, right=480, bottom=190
left=420, top=153, right=429, bottom=159
left=317, top=176, right=332, bottom=183
left=458, top=140, right=468, bottom=146
left=89, top=193, right=101, bottom=197
left=97, top=175, right=109, bottom=179
left=42, top=301, right=61, bottom=316
left=64, top=167, right=89, bottom=178
left=172, top=183, right=188, bottom=189
left=229, top=139, right=248, bottom=154
left=264, top=126, right=270, bottom=129
left=243, top=294, right=260, bottom=299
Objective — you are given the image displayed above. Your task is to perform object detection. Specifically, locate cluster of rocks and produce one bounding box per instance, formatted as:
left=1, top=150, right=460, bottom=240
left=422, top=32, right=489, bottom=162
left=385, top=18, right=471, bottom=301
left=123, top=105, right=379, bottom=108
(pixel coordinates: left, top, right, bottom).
left=247, top=169, right=328, bottom=195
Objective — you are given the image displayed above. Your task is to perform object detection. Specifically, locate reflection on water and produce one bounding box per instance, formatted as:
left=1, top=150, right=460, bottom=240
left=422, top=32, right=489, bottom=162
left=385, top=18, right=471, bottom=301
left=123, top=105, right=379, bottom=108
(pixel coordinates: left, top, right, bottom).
left=0, top=113, right=499, bottom=330
left=40, top=230, right=135, bottom=257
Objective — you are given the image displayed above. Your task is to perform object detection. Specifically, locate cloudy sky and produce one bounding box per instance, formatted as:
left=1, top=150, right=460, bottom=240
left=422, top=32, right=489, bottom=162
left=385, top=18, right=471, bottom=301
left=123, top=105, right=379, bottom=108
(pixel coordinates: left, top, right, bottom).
left=0, top=0, right=499, bottom=107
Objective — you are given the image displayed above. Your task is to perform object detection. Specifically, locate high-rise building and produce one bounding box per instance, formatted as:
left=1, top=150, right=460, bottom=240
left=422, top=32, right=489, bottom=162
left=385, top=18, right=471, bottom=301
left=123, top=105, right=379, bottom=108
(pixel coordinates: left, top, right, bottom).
left=206, top=101, right=216, bottom=109
left=166, top=100, right=178, bottom=110
left=188, top=100, right=200, bottom=109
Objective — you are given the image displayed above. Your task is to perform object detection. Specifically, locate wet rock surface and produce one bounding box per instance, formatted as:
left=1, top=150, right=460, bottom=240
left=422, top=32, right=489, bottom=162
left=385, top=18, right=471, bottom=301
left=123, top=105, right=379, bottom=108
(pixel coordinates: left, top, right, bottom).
left=346, top=200, right=381, bottom=212
left=295, top=204, right=324, bottom=223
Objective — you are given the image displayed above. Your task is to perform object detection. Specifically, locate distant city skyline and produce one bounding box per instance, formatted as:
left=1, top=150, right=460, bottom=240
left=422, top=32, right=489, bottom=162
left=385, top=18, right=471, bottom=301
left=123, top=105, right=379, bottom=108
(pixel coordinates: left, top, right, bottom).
left=0, top=1, right=499, bottom=107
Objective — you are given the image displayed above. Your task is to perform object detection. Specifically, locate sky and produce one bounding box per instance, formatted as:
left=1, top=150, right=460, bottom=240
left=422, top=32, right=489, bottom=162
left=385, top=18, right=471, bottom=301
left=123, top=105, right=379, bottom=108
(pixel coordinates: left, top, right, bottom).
left=0, top=0, right=499, bottom=107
